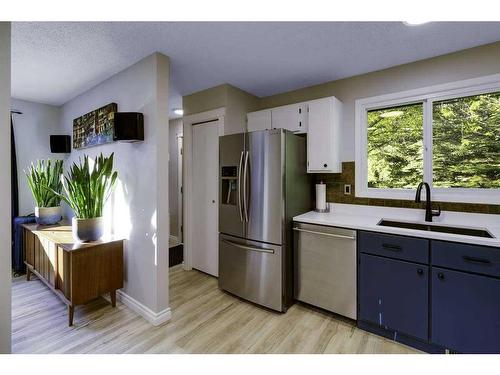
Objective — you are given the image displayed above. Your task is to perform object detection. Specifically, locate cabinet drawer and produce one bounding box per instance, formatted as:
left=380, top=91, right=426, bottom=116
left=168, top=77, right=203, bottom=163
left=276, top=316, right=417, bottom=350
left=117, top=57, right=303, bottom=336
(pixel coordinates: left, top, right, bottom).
left=432, top=241, right=500, bottom=278
left=358, top=231, right=429, bottom=264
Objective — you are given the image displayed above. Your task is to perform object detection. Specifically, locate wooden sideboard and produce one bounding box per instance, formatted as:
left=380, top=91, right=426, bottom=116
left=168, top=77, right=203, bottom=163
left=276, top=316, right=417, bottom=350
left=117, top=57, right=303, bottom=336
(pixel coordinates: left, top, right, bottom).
left=22, top=222, right=124, bottom=326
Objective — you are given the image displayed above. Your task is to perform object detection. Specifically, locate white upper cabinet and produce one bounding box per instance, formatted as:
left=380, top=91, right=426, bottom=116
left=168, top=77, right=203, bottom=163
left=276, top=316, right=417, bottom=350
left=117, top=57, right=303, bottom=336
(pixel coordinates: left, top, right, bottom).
left=247, top=109, right=271, bottom=132
left=307, top=97, right=342, bottom=173
left=271, top=103, right=308, bottom=134
left=247, top=96, right=343, bottom=173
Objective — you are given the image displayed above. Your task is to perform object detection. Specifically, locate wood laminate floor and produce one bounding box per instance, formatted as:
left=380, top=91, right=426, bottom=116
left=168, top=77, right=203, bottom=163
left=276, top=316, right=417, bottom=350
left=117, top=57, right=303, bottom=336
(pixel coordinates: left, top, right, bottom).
left=12, top=265, right=419, bottom=354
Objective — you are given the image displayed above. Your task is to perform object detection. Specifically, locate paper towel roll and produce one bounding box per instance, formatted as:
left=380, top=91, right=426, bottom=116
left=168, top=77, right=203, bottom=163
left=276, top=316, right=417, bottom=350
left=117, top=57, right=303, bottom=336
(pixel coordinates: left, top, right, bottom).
left=316, top=183, right=327, bottom=211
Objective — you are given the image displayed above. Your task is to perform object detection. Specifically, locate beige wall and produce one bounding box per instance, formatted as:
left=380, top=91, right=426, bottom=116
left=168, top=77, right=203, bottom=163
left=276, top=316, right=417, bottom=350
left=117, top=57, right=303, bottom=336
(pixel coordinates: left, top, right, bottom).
left=258, top=41, right=500, bottom=161
left=183, top=84, right=228, bottom=116
left=0, top=21, right=11, bottom=354
left=183, top=84, right=259, bottom=135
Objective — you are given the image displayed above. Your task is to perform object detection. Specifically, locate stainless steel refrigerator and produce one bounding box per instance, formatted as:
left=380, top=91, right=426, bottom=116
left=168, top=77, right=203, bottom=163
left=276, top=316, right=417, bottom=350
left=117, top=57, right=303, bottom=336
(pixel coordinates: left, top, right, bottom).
left=218, top=129, right=311, bottom=312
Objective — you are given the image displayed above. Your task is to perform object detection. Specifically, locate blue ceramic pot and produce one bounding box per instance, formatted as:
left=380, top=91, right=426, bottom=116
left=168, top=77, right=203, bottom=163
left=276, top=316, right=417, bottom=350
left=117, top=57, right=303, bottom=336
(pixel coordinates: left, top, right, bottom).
left=35, top=206, right=62, bottom=225
left=72, top=217, right=104, bottom=242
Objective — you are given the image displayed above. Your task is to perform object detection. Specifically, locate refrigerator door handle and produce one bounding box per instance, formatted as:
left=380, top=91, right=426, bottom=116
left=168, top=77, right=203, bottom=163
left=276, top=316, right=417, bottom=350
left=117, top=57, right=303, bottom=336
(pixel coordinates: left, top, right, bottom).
left=237, top=151, right=244, bottom=222
left=243, top=151, right=249, bottom=222
left=221, top=238, right=275, bottom=254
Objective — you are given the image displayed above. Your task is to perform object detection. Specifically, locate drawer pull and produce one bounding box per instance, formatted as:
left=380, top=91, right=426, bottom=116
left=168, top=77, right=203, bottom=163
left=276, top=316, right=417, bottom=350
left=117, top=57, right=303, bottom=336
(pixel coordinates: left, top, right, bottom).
left=293, top=227, right=356, bottom=240
left=382, top=243, right=402, bottom=252
left=438, top=272, right=445, bottom=280
left=221, top=238, right=274, bottom=254
left=462, top=255, right=491, bottom=265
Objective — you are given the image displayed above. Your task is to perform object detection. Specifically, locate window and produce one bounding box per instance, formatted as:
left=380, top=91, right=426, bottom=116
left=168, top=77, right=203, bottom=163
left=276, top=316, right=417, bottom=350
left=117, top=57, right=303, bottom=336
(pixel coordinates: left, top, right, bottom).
left=367, top=103, right=423, bottom=189
left=433, top=92, right=500, bottom=189
left=355, top=74, right=500, bottom=204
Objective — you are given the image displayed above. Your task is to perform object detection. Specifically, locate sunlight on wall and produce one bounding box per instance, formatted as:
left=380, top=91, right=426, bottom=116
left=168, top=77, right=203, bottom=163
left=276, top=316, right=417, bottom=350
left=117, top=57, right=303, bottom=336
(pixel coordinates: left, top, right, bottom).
left=150, top=210, right=157, bottom=266
left=108, top=178, right=132, bottom=240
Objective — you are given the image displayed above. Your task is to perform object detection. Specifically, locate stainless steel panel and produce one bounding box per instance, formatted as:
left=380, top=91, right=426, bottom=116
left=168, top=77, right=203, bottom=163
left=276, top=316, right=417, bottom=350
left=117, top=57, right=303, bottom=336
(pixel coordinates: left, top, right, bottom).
left=219, top=233, right=283, bottom=311
left=219, top=133, right=245, bottom=238
left=245, top=129, right=284, bottom=245
left=294, top=222, right=357, bottom=319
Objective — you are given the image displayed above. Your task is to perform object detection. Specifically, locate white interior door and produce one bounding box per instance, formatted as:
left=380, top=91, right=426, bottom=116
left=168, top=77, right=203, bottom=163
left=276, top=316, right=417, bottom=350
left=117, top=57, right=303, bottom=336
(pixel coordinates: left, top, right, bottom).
left=192, top=120, right=219, bottom=276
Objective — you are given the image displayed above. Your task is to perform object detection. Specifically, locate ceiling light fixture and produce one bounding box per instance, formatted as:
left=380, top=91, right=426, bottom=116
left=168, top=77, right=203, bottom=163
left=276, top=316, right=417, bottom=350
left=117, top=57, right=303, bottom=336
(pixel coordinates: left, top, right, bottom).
left=403, top=21, right=430, bottom=26
left=380, top=110, right=404, bottom=118
left=173, top=108, right=184, bottom=116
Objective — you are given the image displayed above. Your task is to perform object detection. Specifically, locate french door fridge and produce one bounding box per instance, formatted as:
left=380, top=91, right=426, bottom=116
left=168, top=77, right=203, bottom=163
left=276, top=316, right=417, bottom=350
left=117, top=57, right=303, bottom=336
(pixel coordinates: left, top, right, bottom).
left=218, top=129, right=311, bottom=312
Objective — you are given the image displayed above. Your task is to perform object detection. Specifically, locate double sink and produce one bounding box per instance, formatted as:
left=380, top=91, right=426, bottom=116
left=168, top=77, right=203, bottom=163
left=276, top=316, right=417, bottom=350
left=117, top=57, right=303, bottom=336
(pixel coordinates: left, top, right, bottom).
left=377, top=219, right=494, bottom=238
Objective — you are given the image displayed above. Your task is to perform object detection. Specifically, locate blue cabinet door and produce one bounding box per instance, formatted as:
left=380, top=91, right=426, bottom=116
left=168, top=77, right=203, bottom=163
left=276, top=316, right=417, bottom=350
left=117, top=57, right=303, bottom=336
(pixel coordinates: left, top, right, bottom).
left=431, top=267, right=500, bottom=353
left=359, top=254, right=429, bottom=341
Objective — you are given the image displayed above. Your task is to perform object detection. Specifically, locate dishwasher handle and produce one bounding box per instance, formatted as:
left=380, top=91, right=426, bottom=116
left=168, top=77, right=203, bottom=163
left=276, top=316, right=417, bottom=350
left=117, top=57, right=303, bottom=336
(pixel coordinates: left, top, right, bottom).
left=293, top=227, right=356, bottom=240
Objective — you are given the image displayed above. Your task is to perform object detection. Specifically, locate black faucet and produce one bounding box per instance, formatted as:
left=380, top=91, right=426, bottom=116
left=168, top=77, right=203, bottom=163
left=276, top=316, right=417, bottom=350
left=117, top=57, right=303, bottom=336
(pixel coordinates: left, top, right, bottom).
left=415, top=182, right=441, bottom=222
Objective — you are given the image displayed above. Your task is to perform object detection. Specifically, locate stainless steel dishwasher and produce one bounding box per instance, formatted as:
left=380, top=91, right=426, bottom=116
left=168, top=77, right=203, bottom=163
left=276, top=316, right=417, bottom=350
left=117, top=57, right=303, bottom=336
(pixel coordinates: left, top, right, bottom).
left=293, top=222, right=357, bottom=319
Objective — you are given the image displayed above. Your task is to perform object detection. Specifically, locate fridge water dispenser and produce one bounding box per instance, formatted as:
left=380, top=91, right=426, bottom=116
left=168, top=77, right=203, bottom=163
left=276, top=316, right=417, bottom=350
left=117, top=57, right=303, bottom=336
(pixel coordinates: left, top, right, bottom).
left=221, top=166, right=238, bottom=205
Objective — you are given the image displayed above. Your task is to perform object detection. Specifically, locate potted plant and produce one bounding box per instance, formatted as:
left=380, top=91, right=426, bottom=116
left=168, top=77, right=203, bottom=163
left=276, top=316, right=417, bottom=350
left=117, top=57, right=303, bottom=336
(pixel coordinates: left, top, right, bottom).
left=25, top=159, right=64, bottom=225
left=56, top=153, right=118, bottom=242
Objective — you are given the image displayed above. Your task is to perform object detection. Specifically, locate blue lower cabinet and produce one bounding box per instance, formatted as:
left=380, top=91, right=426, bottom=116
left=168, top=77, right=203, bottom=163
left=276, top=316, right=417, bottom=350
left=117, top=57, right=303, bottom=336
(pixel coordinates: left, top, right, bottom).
left=359, top=254, right=429, bottom=341
left=431, top=267, right=500, bottom=353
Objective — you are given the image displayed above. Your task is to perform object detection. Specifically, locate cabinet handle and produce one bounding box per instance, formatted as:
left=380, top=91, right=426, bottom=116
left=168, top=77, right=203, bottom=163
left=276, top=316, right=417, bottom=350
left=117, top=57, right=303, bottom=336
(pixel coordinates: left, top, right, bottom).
left=438, top=273, right=445, bottom=280
left=299, top=121, right=302, bottom=127
left=324, top=163, right=328, bottom=168
left=293, top=227, right=356, bottom=240
left=382, top=243, right=402, bottom=252
left=462, top=255, right=491, bottom=265
left=417, top=268, right=424, bottom=275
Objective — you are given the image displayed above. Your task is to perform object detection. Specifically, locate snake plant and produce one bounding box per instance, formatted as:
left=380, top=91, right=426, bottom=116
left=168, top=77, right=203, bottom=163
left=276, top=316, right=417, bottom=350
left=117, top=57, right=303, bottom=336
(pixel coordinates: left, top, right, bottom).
left=54, top=153, right=118, bottom=219
left=25, top=159, right=64, bottom=207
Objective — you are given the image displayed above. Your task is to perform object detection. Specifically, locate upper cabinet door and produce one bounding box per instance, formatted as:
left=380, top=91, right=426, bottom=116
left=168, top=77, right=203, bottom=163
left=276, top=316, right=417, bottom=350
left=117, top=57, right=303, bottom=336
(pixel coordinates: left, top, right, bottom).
left=307, top=97, right=342, bottom=173
left=271, top=104, right=308, bottom=134
left=247, top=109, right=271, bottom=132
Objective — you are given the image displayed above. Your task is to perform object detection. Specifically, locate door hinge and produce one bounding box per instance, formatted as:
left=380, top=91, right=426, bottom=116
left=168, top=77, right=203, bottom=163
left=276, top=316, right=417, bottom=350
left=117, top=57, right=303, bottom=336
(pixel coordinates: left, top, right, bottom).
left=180, top=186, right=183, bottom=194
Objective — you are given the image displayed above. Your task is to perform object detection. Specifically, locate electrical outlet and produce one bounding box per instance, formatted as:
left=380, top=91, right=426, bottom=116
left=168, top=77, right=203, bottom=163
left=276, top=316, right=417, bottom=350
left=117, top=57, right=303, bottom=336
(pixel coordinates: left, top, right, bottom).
left=344, top=184, right=351, bottom=195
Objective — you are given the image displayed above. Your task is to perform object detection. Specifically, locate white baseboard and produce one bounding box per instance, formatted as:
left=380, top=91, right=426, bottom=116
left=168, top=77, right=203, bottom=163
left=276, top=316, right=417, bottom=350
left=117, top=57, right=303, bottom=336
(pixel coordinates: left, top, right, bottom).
left=116, top=290, right=171, bottom=326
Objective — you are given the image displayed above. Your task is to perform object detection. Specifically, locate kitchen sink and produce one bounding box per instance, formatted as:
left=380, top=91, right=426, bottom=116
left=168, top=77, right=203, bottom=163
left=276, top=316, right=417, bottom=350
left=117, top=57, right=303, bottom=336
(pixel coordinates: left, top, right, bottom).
left=377, top=219, right=494, bottom=238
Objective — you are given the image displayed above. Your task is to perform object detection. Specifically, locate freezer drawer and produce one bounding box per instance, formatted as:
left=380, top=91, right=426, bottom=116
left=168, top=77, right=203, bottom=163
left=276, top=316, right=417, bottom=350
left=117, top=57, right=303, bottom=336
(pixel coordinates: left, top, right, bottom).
left=294, top=222, right=357, bottom=319
left=219, top=234, right=283, bottom=311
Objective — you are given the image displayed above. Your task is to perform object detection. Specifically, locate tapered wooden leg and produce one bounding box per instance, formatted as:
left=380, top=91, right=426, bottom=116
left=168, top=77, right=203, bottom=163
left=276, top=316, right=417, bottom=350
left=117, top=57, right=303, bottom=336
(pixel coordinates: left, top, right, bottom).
left=68, top=305, right=74, bottom=326
left=26, top=267, right=31, bottom=281
left=110, top=290, right=116, bottom=308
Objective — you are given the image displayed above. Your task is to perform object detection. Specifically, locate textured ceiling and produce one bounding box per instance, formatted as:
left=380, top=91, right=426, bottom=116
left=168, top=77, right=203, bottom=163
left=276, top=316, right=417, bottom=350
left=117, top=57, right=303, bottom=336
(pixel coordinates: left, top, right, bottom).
left=11, top=22, right=500, bottom=116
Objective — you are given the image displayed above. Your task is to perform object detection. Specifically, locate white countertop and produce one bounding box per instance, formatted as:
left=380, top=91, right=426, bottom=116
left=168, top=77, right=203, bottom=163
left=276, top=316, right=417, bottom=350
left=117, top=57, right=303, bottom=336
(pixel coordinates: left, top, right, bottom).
left=293, top=203, right=500, bottom=247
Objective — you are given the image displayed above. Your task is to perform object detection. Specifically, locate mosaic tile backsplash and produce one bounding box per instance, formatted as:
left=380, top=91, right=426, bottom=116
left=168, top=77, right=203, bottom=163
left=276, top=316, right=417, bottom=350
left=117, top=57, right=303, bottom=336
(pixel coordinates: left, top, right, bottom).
left=315, top=162, right=500, bottom=215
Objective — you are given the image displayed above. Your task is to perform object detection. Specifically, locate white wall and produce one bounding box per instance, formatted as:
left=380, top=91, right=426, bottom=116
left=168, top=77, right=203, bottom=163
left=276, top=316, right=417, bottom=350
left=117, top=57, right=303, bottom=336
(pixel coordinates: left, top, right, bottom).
left=11, top=99, right=62, bottom=216
left=0, top=21, right=11, bottom=354
left=59, top=53, right=171, bottom=321
left=169, top=118, right=182, bottom=239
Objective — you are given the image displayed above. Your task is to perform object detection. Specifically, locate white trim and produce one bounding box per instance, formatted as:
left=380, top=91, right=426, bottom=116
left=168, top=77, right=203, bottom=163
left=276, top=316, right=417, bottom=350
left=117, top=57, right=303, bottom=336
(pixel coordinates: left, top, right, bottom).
left=177, top=133, right=183, bottom=243
left=183, top=108, right=225, bottom=272
left=116, top=290, right=172, bottom=326
left=169, top=235, right=181, bottom=247
left=355, top=74, right=500, bottom=204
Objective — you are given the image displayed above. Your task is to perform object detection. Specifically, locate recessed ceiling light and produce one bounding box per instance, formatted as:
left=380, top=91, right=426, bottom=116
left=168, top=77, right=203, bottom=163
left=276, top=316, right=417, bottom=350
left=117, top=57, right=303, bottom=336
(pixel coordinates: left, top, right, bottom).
left=403, top=21, right=430, bottom=26
left=380, top=111, right=404, bottom=118
left=173, top=108, right=184, bottom=116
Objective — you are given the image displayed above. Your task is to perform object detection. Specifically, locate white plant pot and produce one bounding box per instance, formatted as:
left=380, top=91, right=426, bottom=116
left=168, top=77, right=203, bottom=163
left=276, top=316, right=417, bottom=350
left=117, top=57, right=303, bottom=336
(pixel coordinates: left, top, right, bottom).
left=35, top=206, right=62, bottom=225
left=72, top=217, right=104, bottom=242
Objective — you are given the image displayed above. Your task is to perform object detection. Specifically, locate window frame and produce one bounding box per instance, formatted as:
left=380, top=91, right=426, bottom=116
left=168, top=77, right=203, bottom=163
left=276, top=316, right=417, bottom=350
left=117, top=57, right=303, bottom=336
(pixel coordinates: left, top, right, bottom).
left=355, top=74, right=500, bottom=204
